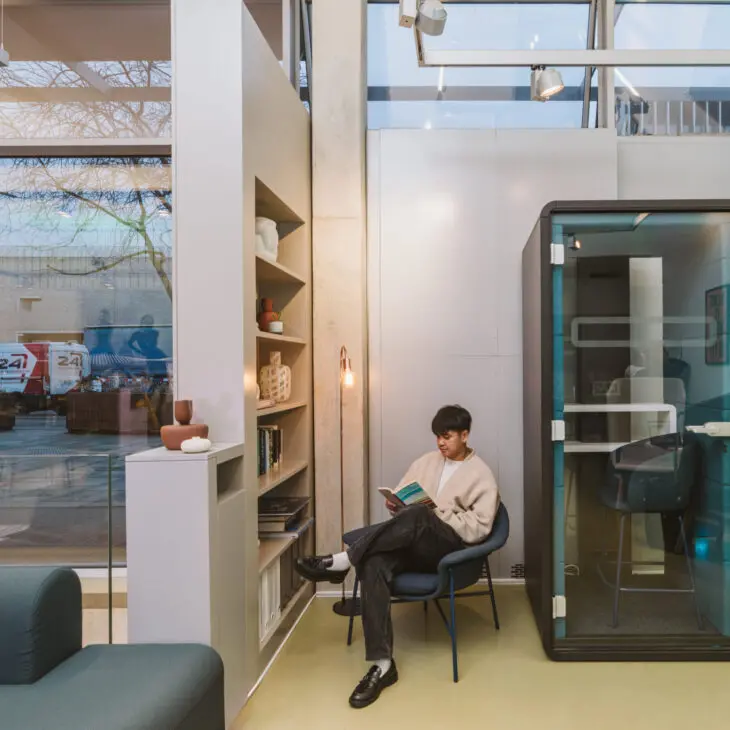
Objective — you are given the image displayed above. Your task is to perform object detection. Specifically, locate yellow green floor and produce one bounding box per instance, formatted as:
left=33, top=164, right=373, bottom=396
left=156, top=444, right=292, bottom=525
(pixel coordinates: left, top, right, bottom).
left=235, top=585, right=730, bottom=730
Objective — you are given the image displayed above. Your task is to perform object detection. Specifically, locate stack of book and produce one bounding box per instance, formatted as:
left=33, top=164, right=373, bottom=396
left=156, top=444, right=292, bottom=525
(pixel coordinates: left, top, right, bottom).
left=258, top=425, right=283, bottom=476
left=258, top=496, right=309, bottom=534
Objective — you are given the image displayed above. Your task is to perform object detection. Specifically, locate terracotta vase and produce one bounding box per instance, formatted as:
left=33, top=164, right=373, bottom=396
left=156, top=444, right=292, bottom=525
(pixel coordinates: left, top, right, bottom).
left=258, top=352, right=291, bottom=403
left=161, top=399, right=209, bottom=450
left=175, top=400, right=193, bottom=425
left=257, top=298, right=279, bottom=332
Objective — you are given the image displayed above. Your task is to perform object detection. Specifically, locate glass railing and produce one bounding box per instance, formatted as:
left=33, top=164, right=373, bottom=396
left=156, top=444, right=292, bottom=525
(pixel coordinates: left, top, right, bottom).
left=0, top=448, right=125, bottom=644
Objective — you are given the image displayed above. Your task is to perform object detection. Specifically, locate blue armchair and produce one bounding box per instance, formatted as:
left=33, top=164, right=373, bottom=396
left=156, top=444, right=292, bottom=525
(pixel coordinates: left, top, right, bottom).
left=343, top=502, right=510, bottom=682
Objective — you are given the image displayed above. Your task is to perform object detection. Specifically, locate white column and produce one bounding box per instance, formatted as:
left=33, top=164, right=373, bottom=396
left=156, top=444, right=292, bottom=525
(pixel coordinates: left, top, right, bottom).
left=311, top=0, right=369, bottom=553
left=172, top=0, right=245, bottom=440
left=629, top=257, right=665, bottom=574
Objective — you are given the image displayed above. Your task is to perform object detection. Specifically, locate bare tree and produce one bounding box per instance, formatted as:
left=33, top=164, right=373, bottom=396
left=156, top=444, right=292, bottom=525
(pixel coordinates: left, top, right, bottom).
left=0, top=57, right=172, bottom=296
left=0, top=60, right=171, bottom=139
left=0, top=156, right=172, bottom=298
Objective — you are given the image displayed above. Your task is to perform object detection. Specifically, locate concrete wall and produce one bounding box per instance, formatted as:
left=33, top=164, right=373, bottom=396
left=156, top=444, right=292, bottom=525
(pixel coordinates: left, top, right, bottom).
left=368, top=131, right=730, bottom=578
left=367, top=129, right=618, bottom=577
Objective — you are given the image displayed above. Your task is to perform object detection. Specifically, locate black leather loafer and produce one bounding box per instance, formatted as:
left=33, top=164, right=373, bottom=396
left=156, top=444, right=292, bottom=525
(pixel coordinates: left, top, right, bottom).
left=349, top=661, right=399, bottom=709
left=295, top=555, right=350, bottom=584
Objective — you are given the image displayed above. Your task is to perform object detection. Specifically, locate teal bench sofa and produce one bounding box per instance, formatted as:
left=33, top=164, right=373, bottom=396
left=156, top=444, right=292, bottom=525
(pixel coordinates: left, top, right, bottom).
left=0, top=567, right=225, bottom=730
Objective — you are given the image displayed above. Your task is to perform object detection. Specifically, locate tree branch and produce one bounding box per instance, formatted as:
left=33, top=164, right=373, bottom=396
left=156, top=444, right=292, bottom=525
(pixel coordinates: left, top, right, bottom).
left=47, top=250, right=148, bottom=276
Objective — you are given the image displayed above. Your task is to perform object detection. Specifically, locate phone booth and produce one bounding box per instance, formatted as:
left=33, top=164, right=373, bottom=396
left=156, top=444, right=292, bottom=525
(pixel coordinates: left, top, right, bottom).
left=523, top=200, right=730, bottom=660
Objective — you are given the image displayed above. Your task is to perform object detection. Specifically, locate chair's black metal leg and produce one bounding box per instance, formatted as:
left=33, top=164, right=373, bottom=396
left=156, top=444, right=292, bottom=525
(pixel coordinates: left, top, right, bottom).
left=485, top=557, right=500, bottom=630
left=613, top=514, right=626, bottom=629
left=449, top=571, right=458, bottom=683
left=347, top=576, right=359, bottom=646
left=423, top=600, right=428, bottom=616
left=679, top=516, right=703, bottom=630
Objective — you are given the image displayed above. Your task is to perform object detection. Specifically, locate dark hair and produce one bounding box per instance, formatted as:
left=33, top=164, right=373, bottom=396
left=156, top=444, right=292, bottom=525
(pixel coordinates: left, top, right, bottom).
left=431, top=405, right=472, bottom=436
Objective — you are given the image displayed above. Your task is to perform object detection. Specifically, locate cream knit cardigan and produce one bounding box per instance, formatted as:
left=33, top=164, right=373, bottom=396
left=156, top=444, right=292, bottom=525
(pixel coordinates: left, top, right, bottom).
left=397, top=449, right=500, bottom=545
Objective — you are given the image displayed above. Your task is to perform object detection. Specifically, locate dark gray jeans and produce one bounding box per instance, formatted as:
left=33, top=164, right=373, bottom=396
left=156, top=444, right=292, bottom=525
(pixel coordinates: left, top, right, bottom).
left=347, top=504, right=464, bottom=661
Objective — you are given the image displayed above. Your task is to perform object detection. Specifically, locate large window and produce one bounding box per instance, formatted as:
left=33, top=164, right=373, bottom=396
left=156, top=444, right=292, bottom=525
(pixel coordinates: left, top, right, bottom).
left=0, top=2, right=171, bottom=139
left=368, top=2, right=594, bottom=130
left=367, top=0, right=730, bottom=134
left=614, top=4, right=730, bottom=135
left=0, top=156, right=172, bottom=569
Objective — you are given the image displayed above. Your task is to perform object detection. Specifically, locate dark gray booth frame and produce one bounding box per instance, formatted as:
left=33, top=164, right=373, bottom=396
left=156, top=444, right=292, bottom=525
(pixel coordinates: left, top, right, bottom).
left=523, top=198, right=730, bottom=662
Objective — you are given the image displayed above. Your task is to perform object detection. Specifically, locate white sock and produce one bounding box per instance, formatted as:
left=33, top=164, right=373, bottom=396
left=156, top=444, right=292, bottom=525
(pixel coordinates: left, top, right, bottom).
left=374, top=658, right=392, bottom=674
left=329, top=551, right=351, bottom=571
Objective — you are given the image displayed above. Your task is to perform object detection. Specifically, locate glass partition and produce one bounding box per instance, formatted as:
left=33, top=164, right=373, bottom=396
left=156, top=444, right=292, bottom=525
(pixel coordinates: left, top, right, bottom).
left=552, top=209, right=730, bottom=645
left=0, top=156, right=172, bottom=636
left=0, top=452, right=122, bottom=644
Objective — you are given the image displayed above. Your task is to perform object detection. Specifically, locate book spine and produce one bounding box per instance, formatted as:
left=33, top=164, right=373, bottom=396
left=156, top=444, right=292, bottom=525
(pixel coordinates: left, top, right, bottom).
left=257, top=425, right=282, bottom=475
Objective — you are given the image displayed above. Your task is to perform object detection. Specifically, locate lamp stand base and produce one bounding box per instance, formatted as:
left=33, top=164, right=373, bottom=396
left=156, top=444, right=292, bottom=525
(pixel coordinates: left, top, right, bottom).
left=332, top=597, right=362, bottom=617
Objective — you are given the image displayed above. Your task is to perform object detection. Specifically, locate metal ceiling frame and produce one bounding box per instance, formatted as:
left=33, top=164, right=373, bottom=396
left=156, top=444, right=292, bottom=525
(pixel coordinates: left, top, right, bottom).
left=410, top=0, right=730, bottom=129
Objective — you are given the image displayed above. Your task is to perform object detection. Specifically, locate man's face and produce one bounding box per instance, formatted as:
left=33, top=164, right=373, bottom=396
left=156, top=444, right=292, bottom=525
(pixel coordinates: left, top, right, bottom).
left=436, top=430, right=469, bottom=460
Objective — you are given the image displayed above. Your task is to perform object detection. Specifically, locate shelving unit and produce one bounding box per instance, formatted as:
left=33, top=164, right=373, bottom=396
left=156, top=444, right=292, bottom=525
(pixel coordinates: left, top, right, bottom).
left=256, top=400, right=307, bottom=418
left=247, top=175, right=313, bottom=673
left=259, top=583, right=310, bottom=649
left=256, top=255, right=306, bottom=287
left=256, top=331, right=306, bottom=346
left=258, top=460, right=308, bottom=496
left=258, top=535, right=297, bottom=573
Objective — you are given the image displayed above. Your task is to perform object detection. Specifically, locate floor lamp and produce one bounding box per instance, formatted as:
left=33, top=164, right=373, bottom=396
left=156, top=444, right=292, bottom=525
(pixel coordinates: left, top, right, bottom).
left=332, top=346, right=361, bottom=617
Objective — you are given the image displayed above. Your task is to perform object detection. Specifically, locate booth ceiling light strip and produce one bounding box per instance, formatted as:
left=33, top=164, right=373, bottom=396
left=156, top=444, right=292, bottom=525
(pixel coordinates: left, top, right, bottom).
left=416, top=48, right=730, bottom=68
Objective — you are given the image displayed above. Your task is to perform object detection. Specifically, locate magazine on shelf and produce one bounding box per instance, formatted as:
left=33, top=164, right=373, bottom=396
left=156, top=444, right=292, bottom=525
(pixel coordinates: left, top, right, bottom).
left=258, top=496, right=309, bottom=534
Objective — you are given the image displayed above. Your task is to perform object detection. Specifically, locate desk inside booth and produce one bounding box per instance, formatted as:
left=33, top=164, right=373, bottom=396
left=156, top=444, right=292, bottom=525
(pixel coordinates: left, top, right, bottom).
left=564, top=399, right=678, bottom=579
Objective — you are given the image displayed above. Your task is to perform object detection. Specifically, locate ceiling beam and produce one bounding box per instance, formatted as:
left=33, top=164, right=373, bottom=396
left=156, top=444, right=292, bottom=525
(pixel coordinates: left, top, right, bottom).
left=419, top=48, right=730, bottom=68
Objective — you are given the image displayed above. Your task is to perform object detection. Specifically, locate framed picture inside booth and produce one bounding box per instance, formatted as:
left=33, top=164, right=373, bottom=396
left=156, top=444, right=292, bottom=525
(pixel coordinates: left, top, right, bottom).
left=706, top=285, right=729, bottom=365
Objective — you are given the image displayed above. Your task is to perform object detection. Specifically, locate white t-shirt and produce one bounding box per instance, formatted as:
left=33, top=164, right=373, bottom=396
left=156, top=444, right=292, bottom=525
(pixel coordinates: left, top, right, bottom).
left=437, top=458, right=463, bottom=497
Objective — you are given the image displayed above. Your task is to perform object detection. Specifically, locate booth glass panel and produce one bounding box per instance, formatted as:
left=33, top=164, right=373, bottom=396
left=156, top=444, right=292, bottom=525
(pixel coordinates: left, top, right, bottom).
left=552, top=209, right=730, bottom=643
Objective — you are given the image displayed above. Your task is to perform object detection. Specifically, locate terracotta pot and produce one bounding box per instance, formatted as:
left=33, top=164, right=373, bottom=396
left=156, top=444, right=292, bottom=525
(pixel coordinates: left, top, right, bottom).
left=161, top=399, right=209, bottom=450
left=258, top=311, right=279, bottom=331
left=258, top=299, right=279, bottom=332
left=161, top=423, right=209, bottom=451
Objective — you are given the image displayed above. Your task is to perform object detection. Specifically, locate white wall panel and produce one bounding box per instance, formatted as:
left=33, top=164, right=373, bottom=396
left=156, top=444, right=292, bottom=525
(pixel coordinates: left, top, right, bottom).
left=368, top=129, right=617, bottom=576
left=618, top=138, right=730, bottom=200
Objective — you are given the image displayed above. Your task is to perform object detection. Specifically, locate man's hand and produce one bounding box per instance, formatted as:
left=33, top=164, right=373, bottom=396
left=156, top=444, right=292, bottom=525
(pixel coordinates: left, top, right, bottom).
left=386, top=500, right=402, bottom=515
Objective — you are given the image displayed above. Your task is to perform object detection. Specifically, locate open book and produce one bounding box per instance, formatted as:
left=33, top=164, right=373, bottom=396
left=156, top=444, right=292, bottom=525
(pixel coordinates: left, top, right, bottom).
left=378, top=482, right=436, bottom=510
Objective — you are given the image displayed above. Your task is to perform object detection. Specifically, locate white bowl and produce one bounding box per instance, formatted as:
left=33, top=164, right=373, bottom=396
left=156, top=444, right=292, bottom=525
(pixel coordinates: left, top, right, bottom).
left=181, top=437, right=212, bottom=454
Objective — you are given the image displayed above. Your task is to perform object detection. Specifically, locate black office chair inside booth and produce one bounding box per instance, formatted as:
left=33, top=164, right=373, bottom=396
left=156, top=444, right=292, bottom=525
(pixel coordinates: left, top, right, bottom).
left=342, top=502, right=510, bottom=683
left=597, top=432, right=703, bottom=629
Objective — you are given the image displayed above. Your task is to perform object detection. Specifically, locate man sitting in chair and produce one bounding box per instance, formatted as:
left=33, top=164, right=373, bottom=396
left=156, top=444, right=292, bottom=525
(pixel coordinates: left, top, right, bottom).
left=295, top=405, right=500, bottom=708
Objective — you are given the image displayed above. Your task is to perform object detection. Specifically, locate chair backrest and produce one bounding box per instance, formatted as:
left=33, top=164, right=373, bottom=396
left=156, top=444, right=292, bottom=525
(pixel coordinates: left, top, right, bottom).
left=488, top=502, right=510, bottom=552
left=600, top=433, right=698, bottom=514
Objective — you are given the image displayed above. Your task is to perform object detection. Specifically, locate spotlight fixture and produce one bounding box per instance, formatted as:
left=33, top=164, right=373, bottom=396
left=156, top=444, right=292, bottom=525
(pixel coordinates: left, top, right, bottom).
left=399, top=0, right=447, bottom=37
left=530, top=66, right=564, bottom=102
left=416, top=0, right=447, bottom=36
